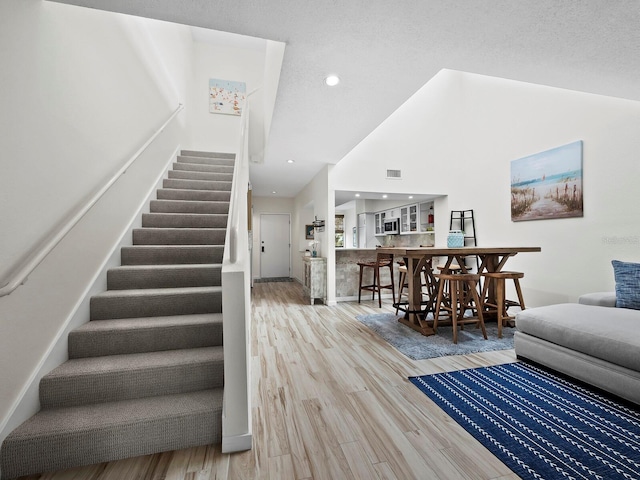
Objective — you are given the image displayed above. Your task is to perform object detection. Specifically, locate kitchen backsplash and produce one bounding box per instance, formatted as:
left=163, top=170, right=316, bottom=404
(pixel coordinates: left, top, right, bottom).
left=378, top=233, right=434, bottom=248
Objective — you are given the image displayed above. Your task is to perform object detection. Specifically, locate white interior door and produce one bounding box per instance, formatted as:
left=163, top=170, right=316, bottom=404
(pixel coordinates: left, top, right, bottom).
left=260, top=214, right=291, bottom=278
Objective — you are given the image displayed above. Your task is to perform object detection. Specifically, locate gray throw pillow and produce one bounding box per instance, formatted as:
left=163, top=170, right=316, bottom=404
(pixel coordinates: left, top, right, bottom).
left=612, top=260, right=640, bottom=310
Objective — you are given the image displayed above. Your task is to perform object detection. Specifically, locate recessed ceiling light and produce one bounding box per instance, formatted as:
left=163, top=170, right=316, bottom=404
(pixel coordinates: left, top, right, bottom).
left=408, top=195, right=414, bottom=199
left=355, top=193, right=360, bottom=197
left=271, top=191, right=277, bottom=194
left=382, top=194, right=388, bottom=199
left=287, top=159, right=295, bottom=164
left=324, top=75, right=340, bottom=87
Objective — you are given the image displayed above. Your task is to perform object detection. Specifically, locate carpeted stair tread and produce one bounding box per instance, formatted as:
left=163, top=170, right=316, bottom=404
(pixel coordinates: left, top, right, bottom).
left=152, top=197, right=231, bottom=210
left=93, top=285, right=222, bottom=298
left=142, top=213, right=228, bottom=228
left=172, top=162, right=234, bottom=174
left=40, top=347, right=224, bottom=408
left=107, top=264, right=221, bottom=290
left=132, top=227, right=226, bottom=245
left=176, top=155, right=235, bottom=166
left=168, top=170, right=233, bottom=182
left=0, top=389, right=223, bottom=478
left=178, top=155, right=234, bottom=165
left=163, top=178, right=232, bottom=191
left=120, top=245, right=224, bottom=265
left=69, top=314, right=223, bottom=358
left=180, top=150, right=235, bottom=159
left=90, top=286, right=222, bottom=320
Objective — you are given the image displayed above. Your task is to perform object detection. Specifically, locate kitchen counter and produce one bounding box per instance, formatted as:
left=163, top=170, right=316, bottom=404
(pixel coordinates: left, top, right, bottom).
left=334, top=232, right=436, bottom=300
left=335, top=248, right=399, bottom=301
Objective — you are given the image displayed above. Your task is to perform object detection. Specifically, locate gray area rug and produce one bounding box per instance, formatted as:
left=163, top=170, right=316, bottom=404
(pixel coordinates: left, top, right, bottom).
left=355, top=313, right=514, bottom=360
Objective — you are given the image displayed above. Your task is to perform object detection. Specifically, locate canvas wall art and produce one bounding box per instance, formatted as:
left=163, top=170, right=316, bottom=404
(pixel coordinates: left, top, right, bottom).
left=209, top=79, right=246, bottom=116
left=511, top=140, right=583, bottom=222
left=305, top=225, right=315, bottom=240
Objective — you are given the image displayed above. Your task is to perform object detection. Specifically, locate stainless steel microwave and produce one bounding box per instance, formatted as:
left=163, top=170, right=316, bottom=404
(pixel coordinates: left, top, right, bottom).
left=383, top=217, right=399, bottom=234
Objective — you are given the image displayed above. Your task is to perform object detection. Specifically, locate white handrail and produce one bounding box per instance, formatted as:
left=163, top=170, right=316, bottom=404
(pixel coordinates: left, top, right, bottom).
left=0, top=104, right=185, bottom=298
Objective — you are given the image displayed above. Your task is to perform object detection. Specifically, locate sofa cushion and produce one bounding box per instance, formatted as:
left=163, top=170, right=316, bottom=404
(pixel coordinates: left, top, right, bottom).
left=516, top=303, right=640, bottom=372
left=578, top=291, right=616, bottom=307
left=612, top=260, right=640, bottom=310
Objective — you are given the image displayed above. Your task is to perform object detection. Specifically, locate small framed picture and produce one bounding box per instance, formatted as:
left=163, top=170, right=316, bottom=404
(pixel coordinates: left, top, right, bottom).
left=305, top=224, right=314, bottom=240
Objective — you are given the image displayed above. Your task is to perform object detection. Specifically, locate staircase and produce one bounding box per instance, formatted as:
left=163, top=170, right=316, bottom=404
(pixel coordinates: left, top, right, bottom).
left=0, top=150, right=235, bottom=478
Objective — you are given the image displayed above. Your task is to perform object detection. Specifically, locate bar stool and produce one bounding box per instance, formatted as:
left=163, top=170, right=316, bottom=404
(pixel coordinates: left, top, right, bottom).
left=434, top=261, right=464, bottom=309
left=433, top=272, right=487, bottom=344
left=395, top=262, right=431, bottom=314
left=396, top=262, right=408, bottom=314
left=358, top=252, right=395, bottom=307
left=481, top=271, right=526, bottom=338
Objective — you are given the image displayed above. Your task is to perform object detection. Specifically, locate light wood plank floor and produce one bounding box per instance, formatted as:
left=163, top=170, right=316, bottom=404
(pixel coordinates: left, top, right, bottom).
left=19, top=281, right=520, bottom=480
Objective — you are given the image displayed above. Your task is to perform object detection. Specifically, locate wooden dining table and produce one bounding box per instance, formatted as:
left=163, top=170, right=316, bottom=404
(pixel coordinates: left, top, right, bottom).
left=376, top=246, right=542, bottom=336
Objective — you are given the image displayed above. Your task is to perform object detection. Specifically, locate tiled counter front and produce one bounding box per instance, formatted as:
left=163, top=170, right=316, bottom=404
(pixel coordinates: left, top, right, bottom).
left=335, top=249, right=400, bottom=301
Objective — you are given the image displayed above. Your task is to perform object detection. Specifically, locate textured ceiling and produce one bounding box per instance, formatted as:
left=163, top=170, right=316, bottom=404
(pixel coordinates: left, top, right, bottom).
left=51, top=0, right=640, bottom=197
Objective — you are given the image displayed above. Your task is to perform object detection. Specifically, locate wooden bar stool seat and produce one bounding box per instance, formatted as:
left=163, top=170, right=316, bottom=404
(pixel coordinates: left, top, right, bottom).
left=481, top=271, right=526, bottom=338
left=433, top=272, right=487, bottom=344
left=358, top=253, right=395, bottom=308
left=436, top=264, right=464, bottom=273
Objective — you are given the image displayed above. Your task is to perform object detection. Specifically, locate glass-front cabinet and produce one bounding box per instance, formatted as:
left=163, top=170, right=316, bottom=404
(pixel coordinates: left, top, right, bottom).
left=420, top=202, right=435, bottom=233
left=399, top=202, right=434, bottom=235
left=374, top=212, right=386, bottom=235
left=375, top=202, right=435, bottom=235
left=400, top=204, right=418, bottom=234
left=335, top=214, right=344, bottom=247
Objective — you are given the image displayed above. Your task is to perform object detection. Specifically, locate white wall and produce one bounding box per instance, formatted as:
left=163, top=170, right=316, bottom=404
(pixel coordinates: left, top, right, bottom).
left=332, top=69, right=640, bottom=306
left=188, top=41, right=266, bottom=154
left=293, top=166, right=334, bottom=302
left=0, top=0, right=194, bottom=448
left=0, top=1, right=191, bottom=283
left=251, top=196, right=295, bottom=280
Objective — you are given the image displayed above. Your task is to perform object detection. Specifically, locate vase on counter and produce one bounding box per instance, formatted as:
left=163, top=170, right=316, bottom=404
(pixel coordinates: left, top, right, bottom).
left=308, top=239, right=319, bottom=257
left=447, top=230, right=464, bottom=248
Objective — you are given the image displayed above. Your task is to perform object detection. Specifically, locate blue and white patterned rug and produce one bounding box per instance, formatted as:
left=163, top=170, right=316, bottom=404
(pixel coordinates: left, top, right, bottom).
left=355, top=312, right=514, bottom=360
left=410, top=362, right=640, bottom=480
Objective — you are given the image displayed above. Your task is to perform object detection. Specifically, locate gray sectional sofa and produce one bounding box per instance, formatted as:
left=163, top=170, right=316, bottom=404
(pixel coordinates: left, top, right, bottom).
left=514, top=292, right=640, bottom=405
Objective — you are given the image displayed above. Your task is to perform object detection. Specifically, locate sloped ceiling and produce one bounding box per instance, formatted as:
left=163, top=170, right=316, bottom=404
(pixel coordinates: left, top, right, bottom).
left=49, top=0, right=640, bottom=197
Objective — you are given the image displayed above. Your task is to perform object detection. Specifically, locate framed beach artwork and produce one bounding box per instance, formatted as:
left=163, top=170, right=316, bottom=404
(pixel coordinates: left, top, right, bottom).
left=511, top=140, right=583, bottom=222
left=209, top=79, right=246, bottom=116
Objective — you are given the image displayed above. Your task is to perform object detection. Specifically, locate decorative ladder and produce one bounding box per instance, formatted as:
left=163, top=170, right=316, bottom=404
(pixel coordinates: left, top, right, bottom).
left=449, top=209, right=480, bottom=273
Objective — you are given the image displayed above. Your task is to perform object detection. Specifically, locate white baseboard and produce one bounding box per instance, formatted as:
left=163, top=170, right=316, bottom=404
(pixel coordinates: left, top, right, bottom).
left=222, top=432, right=252, bottom=453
